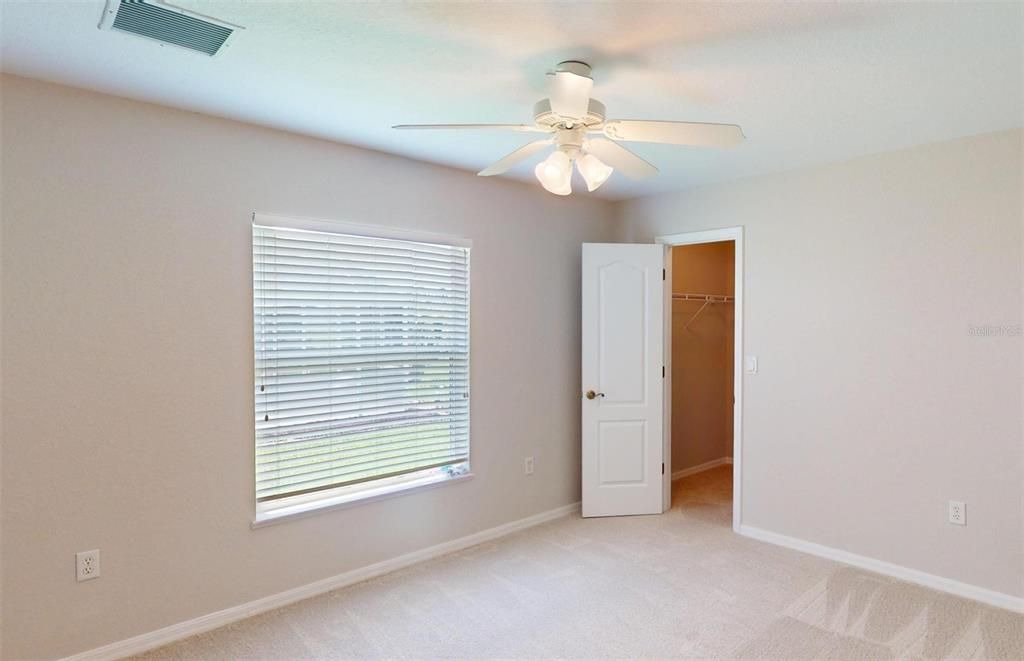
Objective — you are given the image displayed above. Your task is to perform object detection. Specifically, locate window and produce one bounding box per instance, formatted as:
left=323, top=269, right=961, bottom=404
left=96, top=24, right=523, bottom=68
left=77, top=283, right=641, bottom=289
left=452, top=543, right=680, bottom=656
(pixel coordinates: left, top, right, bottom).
left=252, top=215, right=470, bottom=522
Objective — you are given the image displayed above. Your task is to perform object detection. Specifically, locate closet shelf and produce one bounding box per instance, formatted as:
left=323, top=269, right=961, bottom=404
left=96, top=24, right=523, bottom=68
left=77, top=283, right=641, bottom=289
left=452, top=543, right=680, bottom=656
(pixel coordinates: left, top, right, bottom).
left=672, top=292, right=734, bottom=303
left=672, top=293, right=733, bottom=330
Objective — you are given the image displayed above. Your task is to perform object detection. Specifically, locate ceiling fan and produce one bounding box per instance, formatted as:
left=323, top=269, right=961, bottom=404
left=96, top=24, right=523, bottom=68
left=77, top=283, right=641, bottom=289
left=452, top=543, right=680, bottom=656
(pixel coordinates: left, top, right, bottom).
left=394, top=61, right=744, bottom=195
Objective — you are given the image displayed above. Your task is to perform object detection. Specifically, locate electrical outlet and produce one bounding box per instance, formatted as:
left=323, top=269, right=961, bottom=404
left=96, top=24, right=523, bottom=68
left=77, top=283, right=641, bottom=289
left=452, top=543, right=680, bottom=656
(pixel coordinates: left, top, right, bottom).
left=948, top=500, right=966, bottom=526
left=524, top=456, right=535, bottom=475
left=76, top=549, right=100, bottom=581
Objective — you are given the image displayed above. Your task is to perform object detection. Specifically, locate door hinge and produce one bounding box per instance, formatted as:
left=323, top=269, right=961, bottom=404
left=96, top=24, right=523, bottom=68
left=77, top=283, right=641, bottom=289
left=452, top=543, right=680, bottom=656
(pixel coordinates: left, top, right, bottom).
left=662, top=268, right=666, bottom=281
left=662, top=365, right=665, bottom=378
left=662, top=462, right=665, bottom=475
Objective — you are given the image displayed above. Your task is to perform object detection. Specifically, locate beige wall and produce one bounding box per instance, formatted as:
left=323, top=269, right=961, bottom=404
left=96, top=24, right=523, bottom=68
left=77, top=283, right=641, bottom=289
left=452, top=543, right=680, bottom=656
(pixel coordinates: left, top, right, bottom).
left=671, top=242, right=734, bottom=472
left=0, top=75, right=616, bottom=659
left=617, top=129, right=1024, bottom=599
left=0, top=83, right=4, bottom=659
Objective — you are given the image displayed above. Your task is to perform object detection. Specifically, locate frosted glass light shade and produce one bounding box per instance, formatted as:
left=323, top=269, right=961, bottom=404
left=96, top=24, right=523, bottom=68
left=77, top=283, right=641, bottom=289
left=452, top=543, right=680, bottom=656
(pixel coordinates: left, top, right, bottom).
left=534, top=150, right=572, bottom=195
left=576, top=153, right=613, bottom=191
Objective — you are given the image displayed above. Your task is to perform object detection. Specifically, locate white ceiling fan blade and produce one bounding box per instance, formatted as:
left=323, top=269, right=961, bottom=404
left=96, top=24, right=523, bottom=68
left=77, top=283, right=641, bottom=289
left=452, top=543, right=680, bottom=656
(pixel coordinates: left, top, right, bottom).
left=547, top=71, right=593, bottom=119
left=603, top=120, right=745, bottom=147
left=477, top=140, right=553, bottom=177
left=393, top=124, right=547, bottom=133
left=585, top=138, right=658, bottom=179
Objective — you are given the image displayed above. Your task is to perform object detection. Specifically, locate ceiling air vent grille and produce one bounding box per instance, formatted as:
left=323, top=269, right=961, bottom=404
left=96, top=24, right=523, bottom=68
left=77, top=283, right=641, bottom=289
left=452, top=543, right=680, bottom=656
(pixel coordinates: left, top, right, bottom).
left=99, top=0, right=242, bottom=56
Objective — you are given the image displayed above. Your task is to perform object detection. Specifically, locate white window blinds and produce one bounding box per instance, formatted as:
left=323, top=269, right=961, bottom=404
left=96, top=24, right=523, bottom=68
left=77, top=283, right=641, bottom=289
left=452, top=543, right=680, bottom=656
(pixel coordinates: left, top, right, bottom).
left=253, top=221, right=470, bottom=503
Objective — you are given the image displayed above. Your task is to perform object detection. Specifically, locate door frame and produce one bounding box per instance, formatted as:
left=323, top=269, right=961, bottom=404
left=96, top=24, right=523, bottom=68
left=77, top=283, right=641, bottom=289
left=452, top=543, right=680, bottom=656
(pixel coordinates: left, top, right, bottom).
left=655, top=227, right=744, bottom=532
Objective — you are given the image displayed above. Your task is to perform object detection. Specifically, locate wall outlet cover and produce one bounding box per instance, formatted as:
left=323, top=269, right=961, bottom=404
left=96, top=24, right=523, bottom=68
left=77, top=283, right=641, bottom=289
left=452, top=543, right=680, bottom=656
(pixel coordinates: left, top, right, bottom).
left=948, top=500, right=966, bottom=526
left=76, top=549, right=101, bottom=581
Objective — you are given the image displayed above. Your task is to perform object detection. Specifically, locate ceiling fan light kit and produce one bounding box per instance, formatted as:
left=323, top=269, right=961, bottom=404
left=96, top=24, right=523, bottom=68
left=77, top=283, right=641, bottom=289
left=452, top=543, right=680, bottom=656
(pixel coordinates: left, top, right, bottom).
left=394, top=60, right=744, bottom=196
left=535, top=123, right=614, bottom=195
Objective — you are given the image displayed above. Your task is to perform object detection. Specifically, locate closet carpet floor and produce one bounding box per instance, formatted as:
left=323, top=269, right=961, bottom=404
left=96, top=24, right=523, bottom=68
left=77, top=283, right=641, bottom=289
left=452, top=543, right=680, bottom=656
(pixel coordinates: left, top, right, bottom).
left=134, top=466, right=1023, bottom=660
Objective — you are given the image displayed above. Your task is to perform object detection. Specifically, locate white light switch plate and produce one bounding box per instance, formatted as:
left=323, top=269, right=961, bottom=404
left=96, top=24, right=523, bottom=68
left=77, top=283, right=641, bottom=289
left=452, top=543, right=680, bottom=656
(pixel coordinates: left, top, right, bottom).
left=744, top=356, right=758, bottom=374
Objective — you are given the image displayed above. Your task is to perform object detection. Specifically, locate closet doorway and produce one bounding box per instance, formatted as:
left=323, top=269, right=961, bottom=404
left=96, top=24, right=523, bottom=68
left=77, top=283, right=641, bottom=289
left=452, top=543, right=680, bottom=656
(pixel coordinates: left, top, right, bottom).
left=657, top=228, right=743, bottom=531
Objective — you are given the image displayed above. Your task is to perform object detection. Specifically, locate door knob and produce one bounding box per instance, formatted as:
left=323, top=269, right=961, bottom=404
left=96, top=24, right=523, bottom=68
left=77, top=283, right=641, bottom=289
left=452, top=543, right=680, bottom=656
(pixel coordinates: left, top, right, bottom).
left=585, top=390, right=605, bottom=400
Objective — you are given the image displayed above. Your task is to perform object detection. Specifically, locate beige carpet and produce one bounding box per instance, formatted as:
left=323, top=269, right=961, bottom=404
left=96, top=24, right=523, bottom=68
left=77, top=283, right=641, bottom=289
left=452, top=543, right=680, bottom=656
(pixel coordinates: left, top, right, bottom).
left=134, top=467, right=1023, bottom=660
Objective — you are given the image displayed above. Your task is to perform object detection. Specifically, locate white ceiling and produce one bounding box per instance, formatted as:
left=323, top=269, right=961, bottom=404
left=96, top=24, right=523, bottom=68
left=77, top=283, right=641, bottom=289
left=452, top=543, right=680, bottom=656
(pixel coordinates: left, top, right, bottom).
left=1, top=1, right=1021, bottom=200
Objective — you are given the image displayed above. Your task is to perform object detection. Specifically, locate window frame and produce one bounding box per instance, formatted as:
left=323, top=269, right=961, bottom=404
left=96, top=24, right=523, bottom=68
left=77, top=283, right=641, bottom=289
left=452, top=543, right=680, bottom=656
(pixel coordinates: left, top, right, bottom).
left=250, top=213, right=473, bottom=527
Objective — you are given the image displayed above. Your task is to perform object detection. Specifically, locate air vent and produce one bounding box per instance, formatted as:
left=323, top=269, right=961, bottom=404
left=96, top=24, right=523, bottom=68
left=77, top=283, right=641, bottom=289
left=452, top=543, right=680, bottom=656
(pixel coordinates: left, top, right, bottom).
left=99, top=0, right=242, bottom=57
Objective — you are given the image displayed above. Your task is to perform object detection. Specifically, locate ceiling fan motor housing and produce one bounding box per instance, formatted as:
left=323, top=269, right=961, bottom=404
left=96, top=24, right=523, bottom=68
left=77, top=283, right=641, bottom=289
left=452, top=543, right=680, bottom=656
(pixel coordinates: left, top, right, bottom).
left=554, top=126, right=588, bottom=158
left=533, top=98, right=606, bottom=130
left=555, top=60, right=592, bottom=77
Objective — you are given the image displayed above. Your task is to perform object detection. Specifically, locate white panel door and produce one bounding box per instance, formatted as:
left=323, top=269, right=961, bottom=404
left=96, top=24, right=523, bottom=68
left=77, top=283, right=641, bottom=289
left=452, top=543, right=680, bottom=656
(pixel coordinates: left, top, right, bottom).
left=581, top=243, right=666, bottom=517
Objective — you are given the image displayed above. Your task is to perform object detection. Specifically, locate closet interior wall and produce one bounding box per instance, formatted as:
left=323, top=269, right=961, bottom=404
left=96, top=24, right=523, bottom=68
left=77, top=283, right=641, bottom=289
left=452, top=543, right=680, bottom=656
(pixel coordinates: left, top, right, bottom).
left=671, top=242, right=735, bottom=473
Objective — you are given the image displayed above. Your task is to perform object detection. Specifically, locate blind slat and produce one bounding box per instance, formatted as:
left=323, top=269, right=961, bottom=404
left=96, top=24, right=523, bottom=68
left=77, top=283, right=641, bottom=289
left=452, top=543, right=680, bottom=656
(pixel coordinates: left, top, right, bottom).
left=258, top=424, right=470, bottom=458
left=257, top=421, right=471, bottom=454
left=254, top=223, right=470, bottom=502
left=255, top=318, right=469, bottom=330
left=258, top=386, right=467, bottom=411
left=254, top=369, right=470, bottom=392
left=258, top=437, right=471, bottom=478
left=257, top=458, right=464, bottom=502
left=254, top=229, right=466, bottom=256
left=255, top=410, right=468, bottom=442
left=252, top=369, right=470, bottom=390
left=257, top=448, right=470, bottom=493
left=257, top=398, right=469, bottom=428
left=254, top=250, right=466, bottom=276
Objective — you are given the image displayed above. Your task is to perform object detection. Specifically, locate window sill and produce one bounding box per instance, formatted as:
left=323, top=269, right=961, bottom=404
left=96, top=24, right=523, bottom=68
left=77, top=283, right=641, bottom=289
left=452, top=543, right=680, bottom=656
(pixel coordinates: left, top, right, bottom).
left=251, top=471, right=474, bottom=529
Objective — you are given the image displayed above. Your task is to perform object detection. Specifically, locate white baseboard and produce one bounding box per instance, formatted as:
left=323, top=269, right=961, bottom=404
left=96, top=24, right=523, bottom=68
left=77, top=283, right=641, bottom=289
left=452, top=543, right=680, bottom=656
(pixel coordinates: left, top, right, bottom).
left=671, top=456, right=733, bottom=481
left=62, top=502, right=581, bottom=661
left=738, top=524, right=1024, bottom=614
